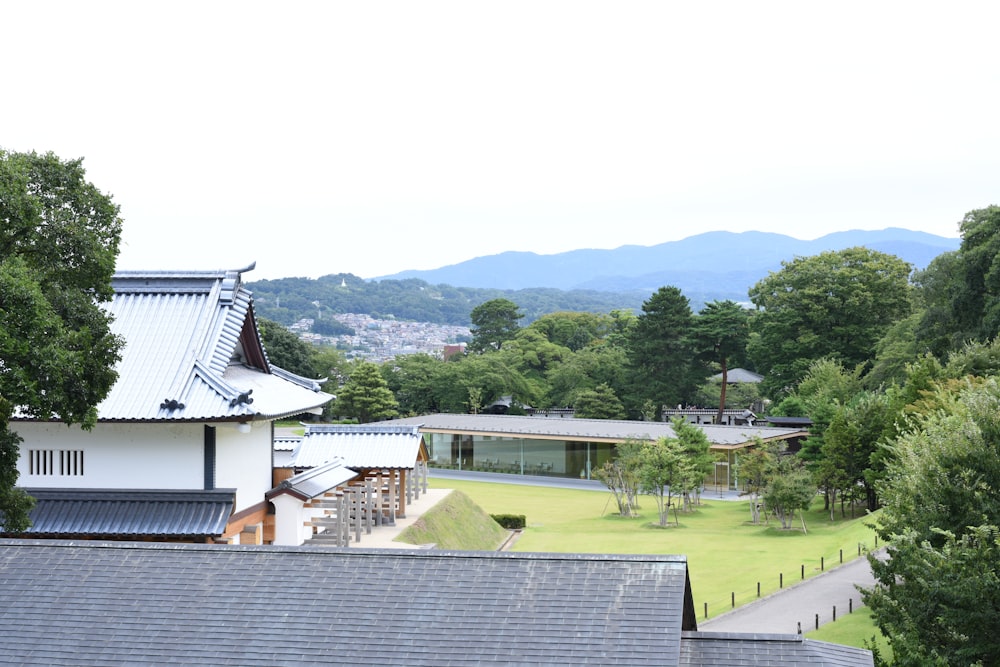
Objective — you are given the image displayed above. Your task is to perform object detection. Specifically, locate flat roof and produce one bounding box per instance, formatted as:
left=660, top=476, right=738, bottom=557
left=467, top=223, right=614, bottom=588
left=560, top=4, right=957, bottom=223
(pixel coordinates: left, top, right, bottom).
left=382, top=414, right=807, bottom=448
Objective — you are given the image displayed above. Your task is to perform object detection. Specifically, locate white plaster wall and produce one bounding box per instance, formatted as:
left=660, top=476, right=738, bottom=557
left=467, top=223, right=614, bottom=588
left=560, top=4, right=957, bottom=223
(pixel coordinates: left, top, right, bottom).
left=15, top=422, right=205, bottom=489
left=215, top=421, right=273, bottom=511
left=271, top=494, right=307, bottom=546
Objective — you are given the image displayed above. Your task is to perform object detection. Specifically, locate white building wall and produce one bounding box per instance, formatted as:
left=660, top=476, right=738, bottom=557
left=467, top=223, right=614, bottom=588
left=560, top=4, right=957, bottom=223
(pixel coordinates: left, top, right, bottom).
left=15, top=422, right=204, bottom=489
left=215, top=421, right=273, bottom=512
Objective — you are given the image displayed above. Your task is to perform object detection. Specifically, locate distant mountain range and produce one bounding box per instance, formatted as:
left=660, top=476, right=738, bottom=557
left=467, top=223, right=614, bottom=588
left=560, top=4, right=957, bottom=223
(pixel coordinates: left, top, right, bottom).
left=249, top=229, right=962, bottom=328
left=377, top=229, right=960, bottom=296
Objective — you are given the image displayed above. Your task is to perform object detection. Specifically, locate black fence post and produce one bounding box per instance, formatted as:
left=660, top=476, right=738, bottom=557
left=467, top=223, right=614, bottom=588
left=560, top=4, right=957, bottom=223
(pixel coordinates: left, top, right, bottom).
left=821, top=556, right=825, bottom=571
left=840, top=548, right=843, bottom=563
left=757, top=582, right=760, bottom=598
left=780, top=572, right=783, bottom=589
left=704, top=602, right=708, bottom=619
left=849, top=598, right=853, bottom=614
left=815, top=613, right=819, bottom=630
left=731, top=592, right=735, bottom=608
left=800, top=564, right=804, bottom=580
left=833, top=605, right=837, bottom=622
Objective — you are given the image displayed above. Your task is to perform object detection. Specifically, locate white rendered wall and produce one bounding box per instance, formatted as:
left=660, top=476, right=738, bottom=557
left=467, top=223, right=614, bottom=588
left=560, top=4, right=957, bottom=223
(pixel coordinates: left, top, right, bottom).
left=15, top=422, right=204, bottom=489
left=271, top=494, right=307, bottom=546
left=214, top=421, right=273, bottom=511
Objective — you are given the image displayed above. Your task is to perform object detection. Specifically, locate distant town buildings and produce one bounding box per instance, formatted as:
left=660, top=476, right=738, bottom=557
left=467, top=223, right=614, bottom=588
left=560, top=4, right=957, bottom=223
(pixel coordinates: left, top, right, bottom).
left=289, top=314, right=469, bottom=362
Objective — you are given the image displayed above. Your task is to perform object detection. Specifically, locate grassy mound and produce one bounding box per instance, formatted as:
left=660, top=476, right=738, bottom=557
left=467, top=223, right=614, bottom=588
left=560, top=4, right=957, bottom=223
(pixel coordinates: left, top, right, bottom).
left=395, top=490, right=510, bottom=551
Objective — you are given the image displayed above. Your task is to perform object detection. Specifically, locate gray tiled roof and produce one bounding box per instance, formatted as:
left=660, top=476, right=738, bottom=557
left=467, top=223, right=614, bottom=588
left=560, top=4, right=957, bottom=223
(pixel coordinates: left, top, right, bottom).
left=0, top=541, right=695, bottom=666
left=680, top=631, right=875, bottom=666
left=65, top=267, right=333, bottom=422
left=291, top=424, right=424, bottom=469
left=8, top=489, right=235, bottom=538
left=384, top=413, right=805, bottom=448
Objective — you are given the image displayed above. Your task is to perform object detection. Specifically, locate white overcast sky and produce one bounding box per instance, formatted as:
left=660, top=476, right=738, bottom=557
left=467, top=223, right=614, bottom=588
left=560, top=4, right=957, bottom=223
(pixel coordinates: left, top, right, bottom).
left=3, top=2, right=998, bottom=280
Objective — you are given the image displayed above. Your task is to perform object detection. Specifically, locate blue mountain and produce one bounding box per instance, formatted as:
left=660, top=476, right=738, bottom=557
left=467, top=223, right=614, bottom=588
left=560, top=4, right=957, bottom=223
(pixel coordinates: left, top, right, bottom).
left=377, top=228, right=960, bottom=294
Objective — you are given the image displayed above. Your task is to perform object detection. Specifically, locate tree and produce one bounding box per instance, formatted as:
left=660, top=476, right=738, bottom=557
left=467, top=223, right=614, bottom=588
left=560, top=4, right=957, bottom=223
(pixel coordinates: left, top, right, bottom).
left=820, top=391, right=894, bottom=516
left=594, top=439, right=642, bottom=517
left=626, top=286, right=701, bottom=417
left=671, top=417, right=714, bottom=510
left=573, top=383, right=626, bottom=420
left=333, top=361, right=399, bottom=423
left=689, top=300, right=750, bottom=423
left=468, top=298, right=523, bottom=353
left=0, top=150, right=124, bottom=531
left=747, top=247, right=913, bottom=396
left=257, top=317, right=318, bottom=379
left=863, top=379, right=1000, bottom=664
left=636, top=436, right=691, bottom=527
left=762, top=447, right=815, bottom=531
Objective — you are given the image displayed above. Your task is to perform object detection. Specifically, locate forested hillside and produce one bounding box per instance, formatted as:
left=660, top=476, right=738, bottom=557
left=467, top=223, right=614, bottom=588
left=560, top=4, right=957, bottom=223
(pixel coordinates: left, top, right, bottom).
left=247, top=273, right=649, bottom=327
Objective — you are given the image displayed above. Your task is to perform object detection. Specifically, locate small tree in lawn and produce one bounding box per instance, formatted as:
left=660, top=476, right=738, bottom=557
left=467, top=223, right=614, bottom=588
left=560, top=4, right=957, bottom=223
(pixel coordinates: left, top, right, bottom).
left=636, top=436, right=691, bottom=527
left=671, top=417, right=714, bottom=510
left=740, top=439, right=771, bottom=525
left=763, top=448, right=816, bottom=531
left=594, top=439, right=642, bottom=517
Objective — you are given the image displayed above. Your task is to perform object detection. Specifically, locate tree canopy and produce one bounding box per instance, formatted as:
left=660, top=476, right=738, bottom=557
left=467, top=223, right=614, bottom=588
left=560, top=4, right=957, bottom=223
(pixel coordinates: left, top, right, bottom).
left=625, top=286, right=702, bottom=416
left=0, top=150, right=124, bottom=531
left=468, top=298, right=524, bottom=353
left=747, top=247, right=912, bottom=396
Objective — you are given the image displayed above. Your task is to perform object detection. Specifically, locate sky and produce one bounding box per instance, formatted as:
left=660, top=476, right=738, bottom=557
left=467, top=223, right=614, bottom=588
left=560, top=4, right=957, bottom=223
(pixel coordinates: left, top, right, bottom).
left=3, top=2, right=998, bottom=281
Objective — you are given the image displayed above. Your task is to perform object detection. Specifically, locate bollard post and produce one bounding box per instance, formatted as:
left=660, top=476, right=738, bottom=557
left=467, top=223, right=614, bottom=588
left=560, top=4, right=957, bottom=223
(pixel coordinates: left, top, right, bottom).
left=815, top=613, right=819, bottom=630
left=731, top=592, right=735, bottom=608
left=833, top=605, right=837, bottom=622
left=849, top=598, right=853, bottom=614
left=704, top=602, right=708, bottom=619
left=821, top=556, right=825, bottom=571
left=801, top=564, right=804, bottom=580
left=757, top=582, right=760, bottom=598
left=840, top=548, right=843, bottom=563
left=875, top=534, right=878, bottom=547
left=780, top=572, right=783, bottom=589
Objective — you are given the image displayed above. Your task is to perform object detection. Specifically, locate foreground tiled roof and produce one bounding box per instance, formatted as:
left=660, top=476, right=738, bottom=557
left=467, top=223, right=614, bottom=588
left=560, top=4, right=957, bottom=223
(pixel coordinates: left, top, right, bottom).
left=384, top=414, right=805, bottom=448
left=290, top=424, right=424, bottom=469
left=0, top=541, right=696, bottom=666
left=74, top=266, right=332, bottom=422
left=680, top=631, right=874, bottom=666
left=7, top=489, right=235, bottom=538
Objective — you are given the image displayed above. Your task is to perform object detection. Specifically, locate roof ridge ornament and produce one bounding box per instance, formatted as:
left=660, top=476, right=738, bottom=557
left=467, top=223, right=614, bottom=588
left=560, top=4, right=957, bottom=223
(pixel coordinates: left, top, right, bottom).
left=160, top=399, right=185, bottom=411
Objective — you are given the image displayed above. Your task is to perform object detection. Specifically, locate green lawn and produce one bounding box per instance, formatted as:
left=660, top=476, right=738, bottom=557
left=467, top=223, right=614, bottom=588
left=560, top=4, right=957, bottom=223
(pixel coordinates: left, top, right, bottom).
left=429, top=478, right=880, bottom=620
left=807, top=606, right=892, bottom=658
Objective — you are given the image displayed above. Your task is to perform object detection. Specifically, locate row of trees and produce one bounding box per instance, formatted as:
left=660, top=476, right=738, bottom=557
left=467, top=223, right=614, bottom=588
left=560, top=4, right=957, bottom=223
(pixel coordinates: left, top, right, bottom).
left=270, top=207, right=1000, bottom=662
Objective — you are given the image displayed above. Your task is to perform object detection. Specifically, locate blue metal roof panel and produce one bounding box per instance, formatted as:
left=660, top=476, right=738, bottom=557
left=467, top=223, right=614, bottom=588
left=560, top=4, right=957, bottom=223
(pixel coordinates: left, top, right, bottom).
left=13, top=489, right=235, bottom=538
left=292, top=425, right=423, bottom=469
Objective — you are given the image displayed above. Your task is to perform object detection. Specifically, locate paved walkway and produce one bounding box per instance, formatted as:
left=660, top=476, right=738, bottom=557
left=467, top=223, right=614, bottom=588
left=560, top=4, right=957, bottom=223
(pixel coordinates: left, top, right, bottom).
left=699, top=549, right=885, bottom=634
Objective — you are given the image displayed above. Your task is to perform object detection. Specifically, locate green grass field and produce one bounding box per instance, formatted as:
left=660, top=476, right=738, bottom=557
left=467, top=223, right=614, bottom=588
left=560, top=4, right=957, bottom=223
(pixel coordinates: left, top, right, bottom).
left=428, top=477, right=886, bottom=648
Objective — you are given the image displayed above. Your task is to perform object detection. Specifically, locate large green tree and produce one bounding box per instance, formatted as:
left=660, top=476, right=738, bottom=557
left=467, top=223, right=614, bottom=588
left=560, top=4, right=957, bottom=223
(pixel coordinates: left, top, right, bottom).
left=468, top=298, right=523, bottom=353
left=864, top=379, right=1000, bottom=664
left=0, top=150, right=124, bottom=531
left=626, top=286, right=702, bottom=417
left=689, top=300, right=750, bottom=423
left=747, top=247, right=912, bottom=396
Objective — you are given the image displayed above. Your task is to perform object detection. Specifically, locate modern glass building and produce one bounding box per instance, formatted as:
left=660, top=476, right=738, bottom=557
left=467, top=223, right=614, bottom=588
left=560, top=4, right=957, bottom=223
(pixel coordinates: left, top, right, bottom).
left=385, top=414, right=807, bottom=488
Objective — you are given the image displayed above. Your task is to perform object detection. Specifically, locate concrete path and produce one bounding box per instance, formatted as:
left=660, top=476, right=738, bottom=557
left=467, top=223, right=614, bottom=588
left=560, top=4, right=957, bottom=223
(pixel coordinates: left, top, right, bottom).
left=699, top=549, right=885, bottom=634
